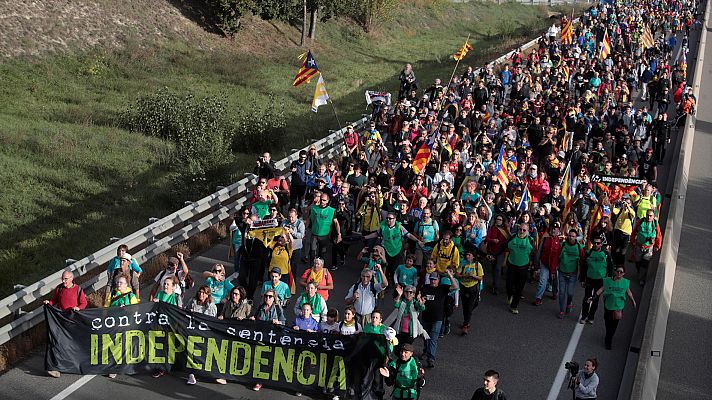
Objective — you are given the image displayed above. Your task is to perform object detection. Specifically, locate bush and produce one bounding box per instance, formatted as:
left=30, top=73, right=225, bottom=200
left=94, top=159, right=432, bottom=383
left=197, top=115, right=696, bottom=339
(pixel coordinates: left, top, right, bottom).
left=232, top=94, right=287, bottom=153
left=121, top=88, right=234, bottom=202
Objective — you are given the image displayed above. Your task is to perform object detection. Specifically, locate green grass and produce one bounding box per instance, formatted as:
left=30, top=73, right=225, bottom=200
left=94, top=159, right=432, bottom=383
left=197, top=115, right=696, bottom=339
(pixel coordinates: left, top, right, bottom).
left=0, top=1, right=574, bottom=297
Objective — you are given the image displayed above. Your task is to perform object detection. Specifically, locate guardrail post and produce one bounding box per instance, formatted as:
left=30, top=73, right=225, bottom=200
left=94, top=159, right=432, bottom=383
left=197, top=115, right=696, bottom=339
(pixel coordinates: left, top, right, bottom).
left=216, top=186, right=226, bottom=191
left=109, top=237, right=121, bottom=244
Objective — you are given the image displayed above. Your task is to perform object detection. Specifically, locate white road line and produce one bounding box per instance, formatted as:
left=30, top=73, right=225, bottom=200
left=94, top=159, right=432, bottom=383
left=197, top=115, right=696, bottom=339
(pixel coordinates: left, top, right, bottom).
left=546, top=322, right=585, bottom=400
left=48, top=374, right=96, bottom=400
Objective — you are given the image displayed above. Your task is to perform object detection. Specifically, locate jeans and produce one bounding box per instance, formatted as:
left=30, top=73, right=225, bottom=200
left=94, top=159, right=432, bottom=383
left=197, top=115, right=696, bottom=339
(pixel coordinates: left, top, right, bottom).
left=535, top=264, right=558, bottom=300
left=505, top=264, right=529, bottom=309
left=558, top=272, right=577, bottom=313
left=421, top=319, right=443, bottom=362
left=580, top=278, right=603, bottom=321
left=233, top=244, right=241, bottom=277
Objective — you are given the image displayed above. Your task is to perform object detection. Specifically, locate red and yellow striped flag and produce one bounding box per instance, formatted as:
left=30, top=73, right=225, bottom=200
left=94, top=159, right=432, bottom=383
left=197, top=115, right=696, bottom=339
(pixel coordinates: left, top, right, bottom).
left=561, top=16, right=573, bottom=45
left=599, top=29, right=612, bottom=61
left=641, top=25, right=654, bottom=50
left=453, top=39, right=473, bottom=61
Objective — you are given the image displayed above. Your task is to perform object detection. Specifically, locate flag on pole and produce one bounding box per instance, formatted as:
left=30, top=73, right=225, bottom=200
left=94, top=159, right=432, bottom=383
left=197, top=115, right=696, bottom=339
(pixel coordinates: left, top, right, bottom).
left=560, top=160, right=574, bottom=217
left=311, top=74, right=330, bottom=113
left=561, top=15, right=574, bottom=45
left=641, top=25, right=655, bottom=50
left=517, top=185, right=531, bottom=213
left=453, top=39, right=473, bottom=61
left=678, top=49, right=688, bottom=78
left=292, top=50, right=319, bottom=87
left=494, top=145, right=510, bottom=192
left=600, top=29, right=612, bottom=61
left=412, top=132, right=438, bottom=175
left=562, top=64, right=571, bottom=82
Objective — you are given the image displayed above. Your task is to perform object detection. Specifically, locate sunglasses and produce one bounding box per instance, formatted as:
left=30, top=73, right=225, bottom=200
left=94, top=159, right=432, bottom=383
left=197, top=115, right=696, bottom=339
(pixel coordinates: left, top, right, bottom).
left=264, top=294, right=274, bottom=298
left=616, top=270, right=625, bottom=274
left=213, top=269, right=223, bottom=273
left=593, top=242, right=602, bottom=245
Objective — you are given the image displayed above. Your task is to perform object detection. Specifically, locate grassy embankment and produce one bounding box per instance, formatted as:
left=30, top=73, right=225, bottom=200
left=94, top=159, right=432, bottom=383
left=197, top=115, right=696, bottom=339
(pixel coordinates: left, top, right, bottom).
left=0, top=1, right=570, bottom=297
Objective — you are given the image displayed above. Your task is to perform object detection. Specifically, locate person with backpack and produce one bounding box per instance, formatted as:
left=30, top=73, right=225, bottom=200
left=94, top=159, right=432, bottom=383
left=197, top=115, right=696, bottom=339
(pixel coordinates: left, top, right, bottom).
left=557, top=229, right=585, bottom=319
left=151, top=253, right=191, bottom=308
left=379, top=343, right=425, bottom=400
left=497, top=223, right=537, bottom=315
left=579, top=239, right=613, bottom=324
left=345, top=267, right=388, bottom=326
left=45, top=270, right=87, bottom=379
left=44, top=270, right=87, bottom=312
left=413, top=208, right=440, bottom=269
left=630, top=209, right=662, bottom=286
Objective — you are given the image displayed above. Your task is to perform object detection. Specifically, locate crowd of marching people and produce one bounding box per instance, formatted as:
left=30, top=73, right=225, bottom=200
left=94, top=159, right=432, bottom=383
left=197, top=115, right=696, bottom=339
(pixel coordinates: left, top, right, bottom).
left=45, top=0, right=700, bottom=398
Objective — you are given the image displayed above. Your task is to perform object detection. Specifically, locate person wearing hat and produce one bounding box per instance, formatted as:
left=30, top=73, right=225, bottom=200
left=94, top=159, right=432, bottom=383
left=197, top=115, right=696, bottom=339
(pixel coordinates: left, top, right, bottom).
left=380, top=342, right=425, bottom=400
left=107, top=251, right=141, bottom=301
left=384, top=282, right=427, bottom=348
left=420, top=269, right=458, bottom=368
left=261, top=267, right=291, bottom=306
left=151, top=252, right=189, bottom=307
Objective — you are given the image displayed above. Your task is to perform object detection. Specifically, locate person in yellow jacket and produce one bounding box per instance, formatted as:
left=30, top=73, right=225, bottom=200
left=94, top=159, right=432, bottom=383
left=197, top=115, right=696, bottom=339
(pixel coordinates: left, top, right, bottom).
left=611, top=194, right=636, bottom=267
left=630, top=184, right=657, bottom=220
left=357, top=189, right=383, bottom=239
left=105, top=274, right=140, bottom=307
left=431, top=231, right=460, bottom=274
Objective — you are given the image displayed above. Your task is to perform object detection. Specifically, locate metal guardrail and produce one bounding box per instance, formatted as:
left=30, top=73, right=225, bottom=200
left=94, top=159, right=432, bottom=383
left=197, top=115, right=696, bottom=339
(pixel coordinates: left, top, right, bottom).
left=0, top=116, right=367, bottom=346
left=0, top=19, right=564, bottom=347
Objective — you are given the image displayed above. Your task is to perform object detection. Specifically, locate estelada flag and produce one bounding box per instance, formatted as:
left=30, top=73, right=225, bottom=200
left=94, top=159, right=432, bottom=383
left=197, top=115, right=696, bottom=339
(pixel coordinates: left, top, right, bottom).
left=641, top=25, right=655, bottom=49
left=561, top=16, right=573, bottom=45
left=292, top=50, right=319, bottom=87
left=494, top=145, right=510, bottom=192
left=453, top=39, right=473, bottom=61
left=600, top=29, right=612, bottom=61
left=412, top=131, right=438, bottom=175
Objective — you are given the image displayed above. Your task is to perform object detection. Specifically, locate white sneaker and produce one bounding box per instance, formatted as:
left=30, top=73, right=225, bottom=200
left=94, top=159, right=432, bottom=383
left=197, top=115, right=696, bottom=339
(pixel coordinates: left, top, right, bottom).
left=187, top=374, right=197, bottom=385
left=332, top=396, right=340, bottom=400
left=295, top=392, right=302, bottom=397
left=47, top=370, right=60, bottom=378
left=108, top=373, right=117, bottom=379
left=215, top=378, right=227, bottom=385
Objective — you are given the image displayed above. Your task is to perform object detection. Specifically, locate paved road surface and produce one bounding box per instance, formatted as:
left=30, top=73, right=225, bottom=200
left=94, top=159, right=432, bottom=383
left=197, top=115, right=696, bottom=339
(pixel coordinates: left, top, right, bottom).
left=656, top=18, right=712, bottom=400
left=0, top=35, right=700, bottom=400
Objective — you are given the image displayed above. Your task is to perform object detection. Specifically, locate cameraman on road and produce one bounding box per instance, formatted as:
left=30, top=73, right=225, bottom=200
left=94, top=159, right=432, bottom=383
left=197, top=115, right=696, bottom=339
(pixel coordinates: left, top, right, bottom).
left=571, top=358, right=599, bottom=400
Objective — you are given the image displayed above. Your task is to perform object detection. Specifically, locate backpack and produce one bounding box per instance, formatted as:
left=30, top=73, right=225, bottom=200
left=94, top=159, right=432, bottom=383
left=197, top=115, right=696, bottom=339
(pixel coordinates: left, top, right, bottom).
left=350, top=280, right=379, bottom=299
left=158, top=269, right=194, bottom=291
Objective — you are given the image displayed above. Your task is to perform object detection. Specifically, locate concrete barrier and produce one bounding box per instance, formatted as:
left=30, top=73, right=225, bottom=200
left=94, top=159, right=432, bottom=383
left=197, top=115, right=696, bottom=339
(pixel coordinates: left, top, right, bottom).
left=622, top=1, right=709, bottom=399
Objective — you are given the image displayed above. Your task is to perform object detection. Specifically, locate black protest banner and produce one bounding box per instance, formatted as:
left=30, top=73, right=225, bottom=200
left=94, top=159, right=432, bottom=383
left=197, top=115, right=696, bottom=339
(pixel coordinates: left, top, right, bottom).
left=590, top=174, right=647, bottom=185
left=44, top=303, right=385, bottom=395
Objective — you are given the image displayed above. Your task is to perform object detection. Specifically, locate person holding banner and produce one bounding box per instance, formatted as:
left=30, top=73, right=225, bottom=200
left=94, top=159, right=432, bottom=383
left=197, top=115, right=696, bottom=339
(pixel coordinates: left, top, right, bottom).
left=250, top=288, right=286, bottom=392
left=219, top=286, right=251, bottom=321
left=186, top=286, right=221, bottom=385
left=294, top=282, right=329, bottom=323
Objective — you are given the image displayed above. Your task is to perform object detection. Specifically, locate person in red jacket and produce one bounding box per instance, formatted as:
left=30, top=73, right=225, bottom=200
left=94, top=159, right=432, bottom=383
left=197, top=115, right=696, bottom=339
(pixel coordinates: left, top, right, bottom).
left=525, top=165, right=550, bottom=205
left=44, top=270, right=87, bottom=312
left=44, top=270, right=87, bottom=378
left=533, top=222, right=562, bottom=305
left=485, top=214, right=510, bottom=295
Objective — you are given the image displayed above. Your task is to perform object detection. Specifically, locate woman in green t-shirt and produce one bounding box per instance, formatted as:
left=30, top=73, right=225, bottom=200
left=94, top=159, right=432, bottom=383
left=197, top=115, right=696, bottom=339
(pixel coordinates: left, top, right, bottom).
left=590, top=266, right=636, bottom=350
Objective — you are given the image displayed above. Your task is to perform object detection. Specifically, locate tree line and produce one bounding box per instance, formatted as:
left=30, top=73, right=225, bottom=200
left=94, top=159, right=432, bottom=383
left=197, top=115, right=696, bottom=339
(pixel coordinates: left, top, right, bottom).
left=205, top=0, right=400, bottom=41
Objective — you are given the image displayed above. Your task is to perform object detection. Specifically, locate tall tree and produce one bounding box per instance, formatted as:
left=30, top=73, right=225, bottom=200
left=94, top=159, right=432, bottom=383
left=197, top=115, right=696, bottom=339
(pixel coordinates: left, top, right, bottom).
left=301, top=0, right=308, bottom=45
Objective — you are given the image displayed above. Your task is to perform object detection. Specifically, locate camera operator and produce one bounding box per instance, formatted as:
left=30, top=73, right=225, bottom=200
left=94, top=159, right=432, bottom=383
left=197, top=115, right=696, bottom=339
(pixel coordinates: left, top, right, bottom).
left=568, top=358, right=599, bottom=400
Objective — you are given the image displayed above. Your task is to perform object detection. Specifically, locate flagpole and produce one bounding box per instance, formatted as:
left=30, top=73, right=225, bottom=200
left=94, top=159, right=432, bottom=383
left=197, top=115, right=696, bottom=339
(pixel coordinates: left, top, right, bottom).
left=433, top=33, right=471, bottom=143
left=320, top=73, right=342, bottom=130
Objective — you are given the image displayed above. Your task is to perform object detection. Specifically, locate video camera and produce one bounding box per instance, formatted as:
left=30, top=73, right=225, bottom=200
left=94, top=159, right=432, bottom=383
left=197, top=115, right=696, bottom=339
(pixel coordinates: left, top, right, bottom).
left=565, top=361, right=579, bottom=391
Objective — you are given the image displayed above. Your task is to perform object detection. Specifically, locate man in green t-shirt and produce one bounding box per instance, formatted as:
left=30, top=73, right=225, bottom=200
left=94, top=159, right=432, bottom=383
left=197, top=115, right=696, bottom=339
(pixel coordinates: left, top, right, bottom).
left=498, top=223, right=537, bottom=314
left=308, top=193, right=341, bottom=267
left=364, top=212, right=423, bottom=279
left=557, top=229, right=584, bottom=319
